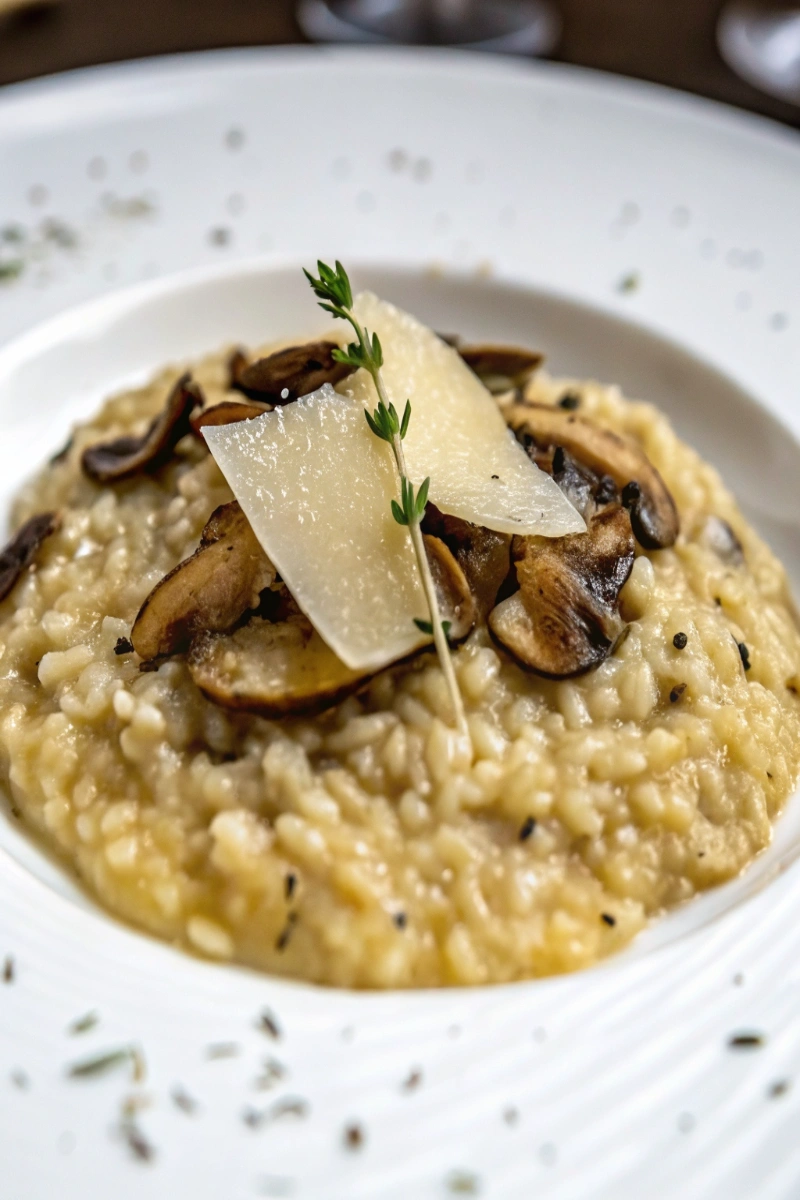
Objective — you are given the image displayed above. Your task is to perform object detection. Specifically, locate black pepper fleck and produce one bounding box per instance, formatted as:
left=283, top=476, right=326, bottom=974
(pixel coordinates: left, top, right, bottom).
left=728, top=1032, right=765, bottom=1049
left=2, top=955, right=14, bottom=983
left=595, top=474, right=617, bottom=505
left=673, top=632, right=688, bottom=650
left=276, top=913, right=298, bottom=952
left=491, top=474, right=500, bottom=480
left=393, top=912, right=407, bottom=929
left=285, top=873, right=297, bottom=899
left=558, top=391, right=581, bottom=410
left=402, top=1067, right=423, bottom=1092
left=600, top=913, right=616, bottom=927
left=519, top=816, right=536, bottom=842
left=344, top=1122, right=365, bottom=1150
left=114, top=637, right=134, bottom=655
left=621, top=480, right=641, bottom=508
left=738, top=642, right=751, bottom=671
left=769, top=1079, right=791, bottom=1099
left=10, top=1068, right=29, bottom=1089
left=670, top=683, right=687, bottom=703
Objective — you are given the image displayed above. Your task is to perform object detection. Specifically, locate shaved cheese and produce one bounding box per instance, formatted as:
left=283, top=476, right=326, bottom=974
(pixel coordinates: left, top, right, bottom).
left=203, top=386, right=430, bottom=671
left=205, top=293, right=585, bottom=673
left=343, top=293, right=585, bottom=538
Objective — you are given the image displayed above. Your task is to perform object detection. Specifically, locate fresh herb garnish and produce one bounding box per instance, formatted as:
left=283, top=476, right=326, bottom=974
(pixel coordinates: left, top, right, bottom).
left=67, top=1046, right=137, bottom=1080
left=304, top=260, right=468, bottom=737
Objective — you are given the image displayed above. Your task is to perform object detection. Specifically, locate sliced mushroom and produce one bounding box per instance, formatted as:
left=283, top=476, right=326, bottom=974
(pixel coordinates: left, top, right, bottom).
left=424, top=535, right=477, bottom=641
left=233, top=340, right=355, bottom=404
left=82, top=374, right=203, bottom=483
left=227, top=347, right=250, bottom=390
left=190, top=399, right=271, bottom=437
left=0, top=511, right=60, bottom=603
left=508, top=402, right=679, bottom=550
left=130, top=501, right=276, bottom=661
left=700, top=515, right=745, bottom=566
left=458, top=345, right=543, bottom=395
left=188, top=612, right=372, bottom=718
left=489, top=504, right=635, bottom=678
left=422, top=505, right=511, bottom=620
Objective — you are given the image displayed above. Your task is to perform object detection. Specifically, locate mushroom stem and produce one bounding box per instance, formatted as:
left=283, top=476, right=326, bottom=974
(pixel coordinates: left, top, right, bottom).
left=372, top=368, right=470, bottom=744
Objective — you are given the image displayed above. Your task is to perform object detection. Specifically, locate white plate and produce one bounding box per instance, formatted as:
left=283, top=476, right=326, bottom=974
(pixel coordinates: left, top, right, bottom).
left=1, top=48, right=799, bottom=1200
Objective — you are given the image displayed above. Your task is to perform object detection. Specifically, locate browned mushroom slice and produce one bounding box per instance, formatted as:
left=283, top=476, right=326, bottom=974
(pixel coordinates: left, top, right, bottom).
left=82, top=374, right=203, bottom=483
left=227, top=346, right=250, bottom=390
left=131, top=501, right=275, bottom=661
left=508, top=403, right=679, bottom=550
left=422, top=505, right=511, bottom=620
left=424, top=535, right=477, bottom=641
left=190, top=399, right=271, bottom=437
left=489, top=504, right=635, bottom=678
left=188, top=613, right=372, bottom=718
left=458, top=345, right=543, bottom=394
left=233, top=340, right=356, bottom=404
left=0, top=511, right=60, bottom=603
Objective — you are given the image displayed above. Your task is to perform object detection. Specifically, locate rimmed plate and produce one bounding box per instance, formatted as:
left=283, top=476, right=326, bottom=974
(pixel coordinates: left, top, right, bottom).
left=1, top=48, right=799, bottom=1200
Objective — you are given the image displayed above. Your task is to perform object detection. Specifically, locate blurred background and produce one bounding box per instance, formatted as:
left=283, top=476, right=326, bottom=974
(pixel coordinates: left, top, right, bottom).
left=0, top=0, right=798, bottom=128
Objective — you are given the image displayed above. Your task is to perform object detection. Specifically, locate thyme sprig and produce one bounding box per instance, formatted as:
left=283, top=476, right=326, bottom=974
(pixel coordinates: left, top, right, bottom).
left=304, top=260, right=468, bottom=737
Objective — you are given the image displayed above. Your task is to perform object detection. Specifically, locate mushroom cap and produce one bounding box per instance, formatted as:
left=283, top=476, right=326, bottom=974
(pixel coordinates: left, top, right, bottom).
left=0, top=511, right=60, bottom=604
left=422, top=505, right=511, bottom=621
left=130, top=501, right=276, bottom=662
left=82, top=374, right=203, bottom=484
left=489, top=504, right=635, bottom=678
left=423, top=534, right=477, bottom=642
left=190, top=399, right=271, bottom=436
left=457, top=344, right=543, bottom=394
left=233, top=340, right=356, bottom=404
left=188, top=612, right=372, bottom=718
left=507, top=402, right=679, bottom=550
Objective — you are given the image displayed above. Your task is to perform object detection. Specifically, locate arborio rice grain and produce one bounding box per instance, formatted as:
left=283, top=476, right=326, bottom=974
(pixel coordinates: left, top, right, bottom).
left=1, top=349, right=799, bottom=987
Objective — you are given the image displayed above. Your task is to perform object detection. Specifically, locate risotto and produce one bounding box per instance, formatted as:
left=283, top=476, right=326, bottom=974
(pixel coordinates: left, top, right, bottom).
left=1, top=318, right=799, bottom=988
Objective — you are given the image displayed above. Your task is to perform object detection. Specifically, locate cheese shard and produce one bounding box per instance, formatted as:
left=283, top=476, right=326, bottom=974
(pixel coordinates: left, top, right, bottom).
left=203, top=385, right=430, bottom=672
left=343, top=292, right=585, bottom=538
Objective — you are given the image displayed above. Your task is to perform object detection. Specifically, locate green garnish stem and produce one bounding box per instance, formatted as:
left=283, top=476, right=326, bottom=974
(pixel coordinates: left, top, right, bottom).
left=304, top=260, right=469, bottom=742
left=370, top=370, right=468, bottom=740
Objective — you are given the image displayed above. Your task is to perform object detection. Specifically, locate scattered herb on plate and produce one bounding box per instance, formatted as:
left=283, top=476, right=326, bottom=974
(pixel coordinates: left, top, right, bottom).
left=67, top=1010, right=99, bottom=1036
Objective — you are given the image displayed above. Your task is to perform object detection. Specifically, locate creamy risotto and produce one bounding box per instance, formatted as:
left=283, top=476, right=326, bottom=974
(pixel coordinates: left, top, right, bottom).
left=1, top=327, right=799, bottom=988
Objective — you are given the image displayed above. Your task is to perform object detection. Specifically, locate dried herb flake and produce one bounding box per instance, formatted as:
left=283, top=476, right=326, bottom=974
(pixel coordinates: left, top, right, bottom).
left=257, top=1009, right=282, bottom=1040
left=67, top=1010, right=99, bottom=1035
left=67, top=1047, right=137, bottom=1079
left=728, top=1032, right=765, bottom=1049
left=519, top=816, right=536, bottom=842
left=446, top=1169, right=481, bottom=1194
left=171, top=1085, right=200, bottom=1115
